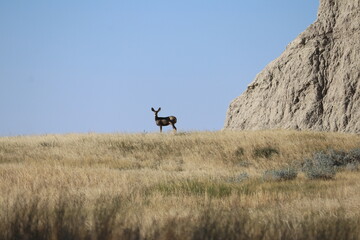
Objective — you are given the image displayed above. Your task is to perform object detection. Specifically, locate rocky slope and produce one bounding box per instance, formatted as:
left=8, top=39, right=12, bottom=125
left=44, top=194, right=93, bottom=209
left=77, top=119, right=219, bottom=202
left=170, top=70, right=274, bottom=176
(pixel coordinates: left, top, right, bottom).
left=225, top=0, right=360, bottom=133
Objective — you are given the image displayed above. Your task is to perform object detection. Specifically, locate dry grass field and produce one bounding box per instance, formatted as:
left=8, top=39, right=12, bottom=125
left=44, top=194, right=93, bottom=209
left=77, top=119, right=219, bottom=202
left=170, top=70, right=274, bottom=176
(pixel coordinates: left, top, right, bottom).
left=0, top=130, right=360, bottom=240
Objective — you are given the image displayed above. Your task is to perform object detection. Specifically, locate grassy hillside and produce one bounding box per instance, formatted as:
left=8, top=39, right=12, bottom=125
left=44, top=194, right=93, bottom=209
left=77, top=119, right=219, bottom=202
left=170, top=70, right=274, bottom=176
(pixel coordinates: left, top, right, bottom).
left=0, top=130, right=360, bottom=240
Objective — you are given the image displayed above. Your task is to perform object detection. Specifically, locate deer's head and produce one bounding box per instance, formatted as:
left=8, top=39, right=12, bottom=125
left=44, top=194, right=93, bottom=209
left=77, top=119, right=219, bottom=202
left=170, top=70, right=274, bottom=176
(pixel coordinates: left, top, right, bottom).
left=151, top=107, right=161, bottom=116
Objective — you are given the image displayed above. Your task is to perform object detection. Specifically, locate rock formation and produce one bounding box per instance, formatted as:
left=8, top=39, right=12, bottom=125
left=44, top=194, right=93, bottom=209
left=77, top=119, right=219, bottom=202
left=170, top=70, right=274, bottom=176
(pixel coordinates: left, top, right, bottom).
left=225, top=0, right=360, bottom=133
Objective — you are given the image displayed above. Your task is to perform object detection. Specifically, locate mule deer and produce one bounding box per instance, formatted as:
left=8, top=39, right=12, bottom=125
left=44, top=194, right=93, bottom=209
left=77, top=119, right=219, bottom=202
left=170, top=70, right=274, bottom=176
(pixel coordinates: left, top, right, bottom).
left=151, top=107, right=177, bottom=132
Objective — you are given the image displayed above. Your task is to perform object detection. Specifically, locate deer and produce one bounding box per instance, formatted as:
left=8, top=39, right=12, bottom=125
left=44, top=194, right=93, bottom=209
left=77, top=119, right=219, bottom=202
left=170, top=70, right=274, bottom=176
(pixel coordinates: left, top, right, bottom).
left=151, top=107, right=177, bottom=133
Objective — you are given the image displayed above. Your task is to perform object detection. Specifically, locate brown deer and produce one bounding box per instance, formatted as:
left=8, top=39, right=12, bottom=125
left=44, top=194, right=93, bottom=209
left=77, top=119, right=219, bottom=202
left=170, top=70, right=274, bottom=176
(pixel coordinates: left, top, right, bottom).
left=151, top=107, right=177, bottom=132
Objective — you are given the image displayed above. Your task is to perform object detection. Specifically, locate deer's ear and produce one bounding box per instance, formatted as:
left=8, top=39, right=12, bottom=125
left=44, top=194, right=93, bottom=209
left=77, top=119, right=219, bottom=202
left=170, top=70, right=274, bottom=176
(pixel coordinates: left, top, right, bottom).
left=158, top=107, right=161, bottom=112
left=151, top=108, right=155, bottom=112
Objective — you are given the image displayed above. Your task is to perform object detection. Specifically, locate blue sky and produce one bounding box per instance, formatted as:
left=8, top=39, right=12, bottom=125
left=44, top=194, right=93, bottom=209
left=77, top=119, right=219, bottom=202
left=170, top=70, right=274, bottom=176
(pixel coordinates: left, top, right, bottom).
left=0, top=1, right=318, bottom=136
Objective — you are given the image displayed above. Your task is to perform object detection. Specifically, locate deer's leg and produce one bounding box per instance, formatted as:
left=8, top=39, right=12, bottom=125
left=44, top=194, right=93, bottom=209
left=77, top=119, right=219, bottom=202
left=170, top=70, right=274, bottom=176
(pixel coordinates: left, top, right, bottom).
left=171, top=123, right=177, bottom=132
left=160, top=125, right=162, bottom=133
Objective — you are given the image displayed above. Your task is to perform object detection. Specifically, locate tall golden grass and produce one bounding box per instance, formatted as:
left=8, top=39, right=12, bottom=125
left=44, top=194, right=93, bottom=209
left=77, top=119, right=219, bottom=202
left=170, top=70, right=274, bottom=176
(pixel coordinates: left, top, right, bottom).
left=0, top=130, right=360, bottom=239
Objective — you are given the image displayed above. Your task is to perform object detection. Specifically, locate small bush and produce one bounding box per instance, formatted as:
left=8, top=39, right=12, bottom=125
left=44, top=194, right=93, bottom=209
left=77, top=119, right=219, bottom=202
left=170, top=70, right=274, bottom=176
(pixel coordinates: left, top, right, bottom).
left=253, top=147, right=279, bottom=158
left=302, top=148, right=360, bottom=179
left=328, top=149, right=347, bottom=167
left=39, top=141, right=59, bottom=148
left=232, top=147, right=250, bottom=166
left=302, top=152, right=337, bottom=180
left=344, top=148, right=360, bottom=165
left=333, top=148, right=360, bottom=171
left=263, top=168, right=297, bottom=181
left=234, top=147, right=245, bottom=157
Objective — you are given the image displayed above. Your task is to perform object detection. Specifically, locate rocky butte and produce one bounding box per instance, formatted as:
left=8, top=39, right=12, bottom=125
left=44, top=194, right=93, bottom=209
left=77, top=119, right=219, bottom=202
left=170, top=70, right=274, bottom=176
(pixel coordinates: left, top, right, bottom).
left=225, top=0, right=360, bottom=133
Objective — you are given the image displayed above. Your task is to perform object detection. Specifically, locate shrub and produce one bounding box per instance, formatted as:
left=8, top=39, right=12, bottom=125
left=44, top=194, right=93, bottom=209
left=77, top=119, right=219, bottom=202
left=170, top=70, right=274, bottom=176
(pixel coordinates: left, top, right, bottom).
left=39, top=141, right=59, bottom=148
left=302, top=148, right=360, bottom=179
left=253, top=147, right=279, bottom=158
left=232, top=147, right=250, bottom=166
left=328, top=149, right=347, bottom=167
left=333, top=148, right=360, bottom=171
left=302, top=152, right=337, bottom=180
left=344, top=148, right=360, bottom=165
left=315, top=148, right=360, bottom=168
left=234, top=147, right=245, bottom=157
left=263, top=168, right=297, bottom=181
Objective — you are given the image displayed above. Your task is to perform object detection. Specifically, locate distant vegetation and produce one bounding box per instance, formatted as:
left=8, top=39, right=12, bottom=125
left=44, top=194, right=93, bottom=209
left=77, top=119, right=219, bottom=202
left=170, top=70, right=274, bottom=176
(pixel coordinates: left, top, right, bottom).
left=0, top=130, right=360, bottom=240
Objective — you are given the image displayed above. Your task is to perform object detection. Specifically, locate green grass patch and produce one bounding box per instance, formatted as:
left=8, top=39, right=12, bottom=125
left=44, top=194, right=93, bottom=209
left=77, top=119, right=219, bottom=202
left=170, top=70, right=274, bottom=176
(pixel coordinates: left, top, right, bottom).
left=259, top=179, right=336, bottom=198
left=152, top=179, right=264, bottom=198
left=154, top=180, right=233, bottom=198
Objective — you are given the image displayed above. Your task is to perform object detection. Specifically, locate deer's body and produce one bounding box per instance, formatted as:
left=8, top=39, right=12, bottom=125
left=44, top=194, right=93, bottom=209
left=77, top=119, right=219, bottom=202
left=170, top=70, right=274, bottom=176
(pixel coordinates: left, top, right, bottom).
left=151, top=107, right=177, bottom=132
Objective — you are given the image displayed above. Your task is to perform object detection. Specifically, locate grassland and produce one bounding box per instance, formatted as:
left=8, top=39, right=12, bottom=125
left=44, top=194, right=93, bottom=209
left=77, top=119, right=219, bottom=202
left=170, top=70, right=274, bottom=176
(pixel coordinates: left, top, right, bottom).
left=0, top=130, right=360, bottom=240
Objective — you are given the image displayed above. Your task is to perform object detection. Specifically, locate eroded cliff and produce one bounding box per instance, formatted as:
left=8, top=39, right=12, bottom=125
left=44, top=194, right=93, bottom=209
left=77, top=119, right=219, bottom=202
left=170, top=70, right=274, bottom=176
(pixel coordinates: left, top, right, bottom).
left=225, top=0, right=360, bottom=133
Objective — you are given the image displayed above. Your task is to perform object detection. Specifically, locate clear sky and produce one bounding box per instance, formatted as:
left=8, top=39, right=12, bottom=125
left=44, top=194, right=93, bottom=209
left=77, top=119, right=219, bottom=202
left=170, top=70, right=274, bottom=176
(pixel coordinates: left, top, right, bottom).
left=0, top=1, right=319, bottom=136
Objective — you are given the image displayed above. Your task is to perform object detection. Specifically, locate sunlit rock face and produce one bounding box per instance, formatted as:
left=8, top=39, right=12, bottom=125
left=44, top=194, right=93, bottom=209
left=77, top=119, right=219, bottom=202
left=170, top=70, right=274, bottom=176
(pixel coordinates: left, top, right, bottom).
left=225, top=0, right=360, bottom=133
